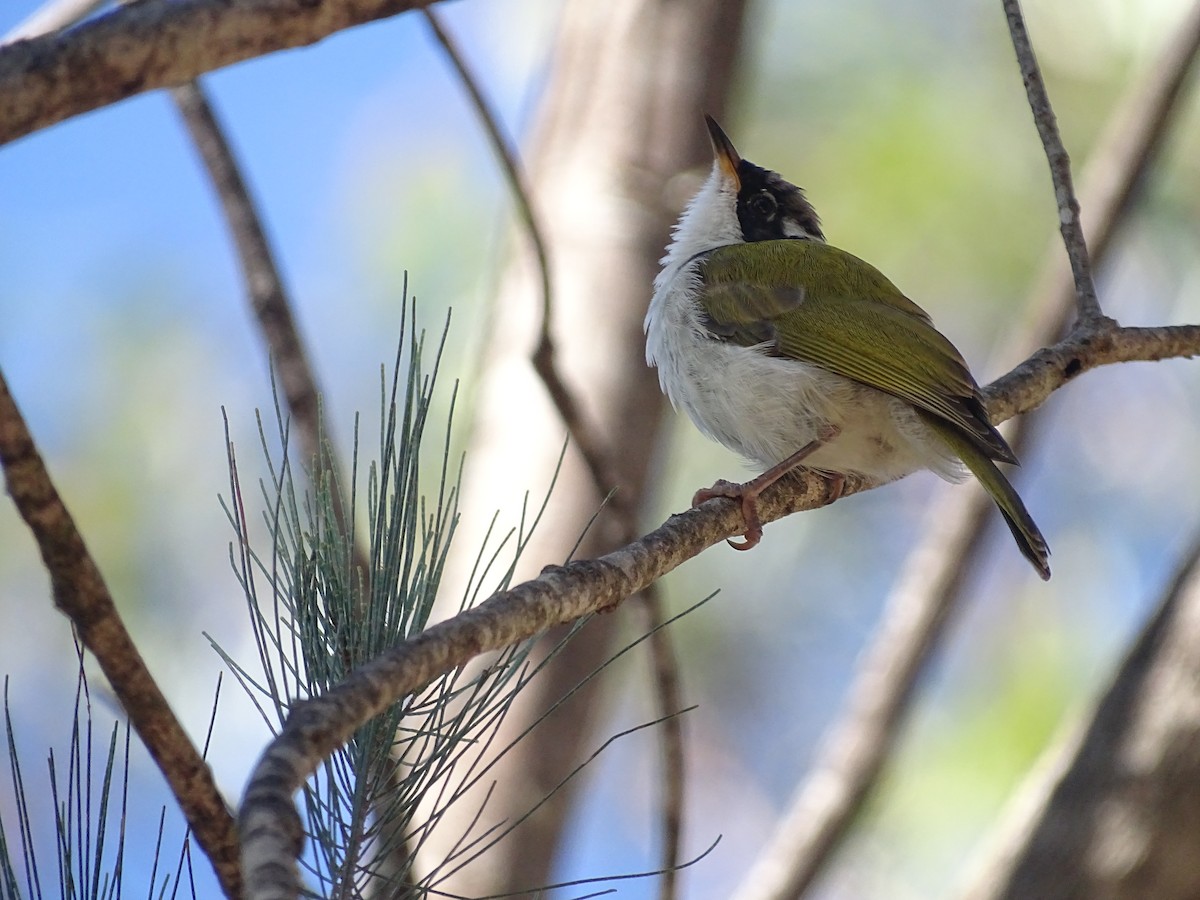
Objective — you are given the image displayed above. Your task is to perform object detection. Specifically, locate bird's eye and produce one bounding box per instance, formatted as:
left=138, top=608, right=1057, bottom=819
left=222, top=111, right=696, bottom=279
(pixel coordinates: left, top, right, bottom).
left=749, top=192, right=777, bottom=218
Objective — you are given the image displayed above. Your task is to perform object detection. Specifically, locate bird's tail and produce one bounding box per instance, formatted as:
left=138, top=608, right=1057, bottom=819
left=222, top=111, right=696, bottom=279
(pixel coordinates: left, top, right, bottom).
left=923, top=416, right=1051, bottom=581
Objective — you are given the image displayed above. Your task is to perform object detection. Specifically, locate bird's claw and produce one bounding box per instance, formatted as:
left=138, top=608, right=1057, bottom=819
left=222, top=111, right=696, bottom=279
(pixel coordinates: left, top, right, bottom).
left=691, top=479, right=742, bottom=507
left=693, top=480, right=764, bottom=550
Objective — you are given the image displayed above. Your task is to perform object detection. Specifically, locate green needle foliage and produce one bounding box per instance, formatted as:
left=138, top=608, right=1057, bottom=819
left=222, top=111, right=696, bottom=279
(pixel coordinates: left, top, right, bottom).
left=215, top=303, right=579, bottom=897
left=1, top=651, right=194, bottom=900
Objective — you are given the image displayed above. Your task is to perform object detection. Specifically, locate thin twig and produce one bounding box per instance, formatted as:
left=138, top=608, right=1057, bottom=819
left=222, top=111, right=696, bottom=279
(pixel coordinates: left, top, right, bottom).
left=1016, top=0, right=1200, bottom=347
left=0, top=369, right=242, bottom=899
left=730, top=4, right=1200, bottom=896
left=422, top=9, right=687, bottom=891
left=168, top=81, right=370, bottom=594
left=10, top=0, right=373, bottom=881
left=239, top=315, right=1200, bottom=899
left=639, top=582, right=686, bottom=899
left=418, top=10, right=552, bottom=344
left=9, top=0, right=360, bottom=557
left=1003, top=0, right=1105, bottom=325
left=169, top=84, right=338, bottom=532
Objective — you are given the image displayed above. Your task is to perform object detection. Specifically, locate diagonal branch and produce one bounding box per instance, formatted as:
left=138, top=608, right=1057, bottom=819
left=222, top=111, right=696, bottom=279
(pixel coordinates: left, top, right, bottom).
left=0, top=368, right=242, bottom=899
left=239, top=317, right=1200, bottom=899
left=9, top=0, right=379, bottom=885
left=0, top=0, right=432, bottom=146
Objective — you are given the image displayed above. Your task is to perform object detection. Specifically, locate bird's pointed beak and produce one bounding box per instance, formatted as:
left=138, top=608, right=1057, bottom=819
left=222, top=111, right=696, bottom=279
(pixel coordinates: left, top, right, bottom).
left=705, top=115, right=741, bottom=190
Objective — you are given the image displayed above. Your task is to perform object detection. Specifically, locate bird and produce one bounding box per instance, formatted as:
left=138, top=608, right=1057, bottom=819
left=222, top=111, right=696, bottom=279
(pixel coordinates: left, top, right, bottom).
left=644, top=115, right=1050, bottom=580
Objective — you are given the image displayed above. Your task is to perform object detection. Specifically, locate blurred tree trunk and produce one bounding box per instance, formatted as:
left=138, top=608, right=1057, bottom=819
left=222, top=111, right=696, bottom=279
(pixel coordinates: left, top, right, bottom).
left=417, top=0, right=750, bottom=894
left=959, top=540, right=1200, bottom=900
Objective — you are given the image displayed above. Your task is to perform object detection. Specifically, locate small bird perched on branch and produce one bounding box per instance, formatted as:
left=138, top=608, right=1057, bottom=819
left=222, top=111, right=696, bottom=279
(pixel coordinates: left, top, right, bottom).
left=645, top=115, right=1050, bottom=580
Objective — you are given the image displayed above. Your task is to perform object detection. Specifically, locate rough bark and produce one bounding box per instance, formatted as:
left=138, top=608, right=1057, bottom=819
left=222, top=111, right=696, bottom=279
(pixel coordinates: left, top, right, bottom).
left=0, top=370, right=242, bottom=898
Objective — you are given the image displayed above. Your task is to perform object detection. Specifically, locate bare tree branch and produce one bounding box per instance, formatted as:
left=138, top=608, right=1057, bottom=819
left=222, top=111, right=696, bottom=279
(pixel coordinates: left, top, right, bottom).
left=0, top=368, right=242, bottom=899
left=728, top=4, right=1200, bottom=895
left=958, top=527, right=1200, bottom=900
left=642, top=586, right=688, bottom=900
left=5, top=1, right=372, bottom=892
left=418, top=11, right=618, bottom=516
left=10, top=0, right=351, bottom=505
left=172, top=75, right=409, bottom=893
left=0, top=0, right=431, bottom=145
left=239, top=317, right=1200, bottom=899
left=1003, top=0, right=1105, bottom=325
left=1016, top=0, right=1200, bottom=346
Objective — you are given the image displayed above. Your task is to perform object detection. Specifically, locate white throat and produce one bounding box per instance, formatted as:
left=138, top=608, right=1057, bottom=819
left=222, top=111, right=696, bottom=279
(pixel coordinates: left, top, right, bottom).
left=644, top=163, right=739, bottom=355
left=654, top=164, right=741, bottom=288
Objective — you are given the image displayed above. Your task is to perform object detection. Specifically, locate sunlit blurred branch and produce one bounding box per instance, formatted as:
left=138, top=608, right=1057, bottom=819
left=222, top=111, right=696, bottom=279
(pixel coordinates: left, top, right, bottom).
left=414, top=2, right=748, bottom=893
left=727, top=3, right=1200, bottom=895
left=420, top=8, right=630, bottom=526
left=957, top=527, right=1200, bottom=900
left=0, top=368, right=242, bottom=899
left=239, top=313, right=1200, bottom=898
left=0, top=0, right=432, bottom=145
left=421, top=10, right=687, bottom=891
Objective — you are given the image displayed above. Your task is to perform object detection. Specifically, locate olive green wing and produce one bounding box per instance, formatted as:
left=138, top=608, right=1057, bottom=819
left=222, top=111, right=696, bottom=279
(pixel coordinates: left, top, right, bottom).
left=699, top=240, right=1015, bottom=464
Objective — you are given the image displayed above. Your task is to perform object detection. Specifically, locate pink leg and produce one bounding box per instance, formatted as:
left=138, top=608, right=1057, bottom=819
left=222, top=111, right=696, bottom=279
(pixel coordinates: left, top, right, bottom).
left=693, top=425, right=842, bottom=550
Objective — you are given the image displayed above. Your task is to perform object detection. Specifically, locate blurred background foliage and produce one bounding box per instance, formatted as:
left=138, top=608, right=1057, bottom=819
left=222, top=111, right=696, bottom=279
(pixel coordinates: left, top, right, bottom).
left=2, top=0, right=1199, bottom=896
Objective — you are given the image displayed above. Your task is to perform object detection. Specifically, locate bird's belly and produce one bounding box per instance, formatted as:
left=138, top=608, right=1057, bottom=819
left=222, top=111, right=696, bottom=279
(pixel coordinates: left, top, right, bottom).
left=669, top=342, right=948, bottom=482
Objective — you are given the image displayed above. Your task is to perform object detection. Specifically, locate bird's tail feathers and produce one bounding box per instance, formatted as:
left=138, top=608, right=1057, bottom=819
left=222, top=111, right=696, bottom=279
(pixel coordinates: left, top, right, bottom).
left=923, top=415, right=1051, bottom=580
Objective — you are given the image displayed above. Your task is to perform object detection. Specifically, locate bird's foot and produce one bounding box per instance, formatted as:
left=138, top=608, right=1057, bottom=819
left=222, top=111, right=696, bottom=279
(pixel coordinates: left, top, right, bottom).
left=693, top=480, right=764, bottom=551
left=821, top=471, right=846, bottom=506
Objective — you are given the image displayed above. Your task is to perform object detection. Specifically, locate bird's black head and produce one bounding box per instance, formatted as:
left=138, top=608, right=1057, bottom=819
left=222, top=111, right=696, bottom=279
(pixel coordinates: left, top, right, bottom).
left=734, top=160, right=825, bottom=243
left=704, top=114, right=825, bottom=244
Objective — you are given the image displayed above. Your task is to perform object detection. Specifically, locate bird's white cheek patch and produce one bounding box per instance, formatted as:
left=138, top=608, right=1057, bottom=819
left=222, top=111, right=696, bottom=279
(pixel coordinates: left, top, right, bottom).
left=781, top=219, right=813, bottom=239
